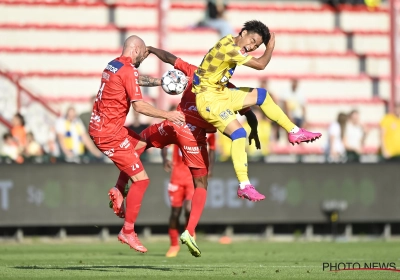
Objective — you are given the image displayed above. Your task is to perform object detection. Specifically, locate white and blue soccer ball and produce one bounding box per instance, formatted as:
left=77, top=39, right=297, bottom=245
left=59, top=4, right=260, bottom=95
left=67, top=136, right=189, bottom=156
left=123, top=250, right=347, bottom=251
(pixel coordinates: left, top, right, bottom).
left=161, top=69, right=188, bottom=95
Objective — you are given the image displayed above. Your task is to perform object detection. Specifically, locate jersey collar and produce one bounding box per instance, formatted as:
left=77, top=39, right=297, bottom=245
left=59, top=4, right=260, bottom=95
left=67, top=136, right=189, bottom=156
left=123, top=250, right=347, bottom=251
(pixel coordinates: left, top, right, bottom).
left=118, top=56, right=133, bottom=64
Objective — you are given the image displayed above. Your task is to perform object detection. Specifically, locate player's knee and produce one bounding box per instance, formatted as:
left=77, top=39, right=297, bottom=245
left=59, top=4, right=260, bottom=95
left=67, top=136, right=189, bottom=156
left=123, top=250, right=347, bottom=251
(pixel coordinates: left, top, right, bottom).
left=183, top=200, right=192, bottom=214
left=230, top=127, right=247, bottom=140
left=256, top=88, right=267, bottom=105
left=170, top=207, right=182, bottom=220
left=193, top=175, right=208, bottom=190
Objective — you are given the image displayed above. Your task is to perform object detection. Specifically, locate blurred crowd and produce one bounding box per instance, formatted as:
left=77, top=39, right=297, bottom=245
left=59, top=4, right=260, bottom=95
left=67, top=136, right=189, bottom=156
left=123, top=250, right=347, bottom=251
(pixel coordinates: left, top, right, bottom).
left=2, top=78, right=399, bottom=165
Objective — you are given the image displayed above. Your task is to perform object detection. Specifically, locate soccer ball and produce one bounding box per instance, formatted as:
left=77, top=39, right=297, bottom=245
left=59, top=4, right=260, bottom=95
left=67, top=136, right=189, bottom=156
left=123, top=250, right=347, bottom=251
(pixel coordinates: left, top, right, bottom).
left=161, top=69, right=188, bottom=95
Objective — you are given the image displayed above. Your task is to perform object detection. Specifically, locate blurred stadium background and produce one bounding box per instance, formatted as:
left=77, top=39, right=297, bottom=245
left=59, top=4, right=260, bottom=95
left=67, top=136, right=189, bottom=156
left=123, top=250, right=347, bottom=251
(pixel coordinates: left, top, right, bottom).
left=0, top=0, right=399, bottom=241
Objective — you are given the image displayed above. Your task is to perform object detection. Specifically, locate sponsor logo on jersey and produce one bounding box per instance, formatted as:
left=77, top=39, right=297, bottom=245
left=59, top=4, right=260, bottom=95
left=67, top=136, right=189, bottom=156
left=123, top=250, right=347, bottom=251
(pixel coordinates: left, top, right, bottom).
left=102, top=72, right=110, bottom=81
left=183, top=145, right=200, bottom=154
left=90, top=113, right=101, bottom=123
left=119, top=138, right=130, bottom=149
left=158, top=122, right=167, bottom=136
left=105, top=60, right=124, bottom=73
left=219, top=111, right=229, bottom=120
left=188, top=105, right=198, bottom=112
left=103, top=148, right=114, bottom=157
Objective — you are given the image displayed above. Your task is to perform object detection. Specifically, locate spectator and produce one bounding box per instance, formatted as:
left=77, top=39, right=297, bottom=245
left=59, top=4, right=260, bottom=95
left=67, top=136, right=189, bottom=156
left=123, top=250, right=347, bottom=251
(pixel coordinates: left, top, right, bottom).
left=11, top=113, right=27, bottom=149
left=1, top=133, right=23, bottom=163
left=196, top=0, right=234, bottom=37
left=380, top=103, right=400, bottom=162
left=282, top=79, right=307, bottom=128
left=24, top=132, right=43, bottom=158
left=343, top=109, right=368, bottom=163
left=79, top=95, right=97, bottom=132
left=55, top=106, right=102, bottom=162
left=243, top=106, right=272, bottom=162
left=326, top=112, right=347, bottom=163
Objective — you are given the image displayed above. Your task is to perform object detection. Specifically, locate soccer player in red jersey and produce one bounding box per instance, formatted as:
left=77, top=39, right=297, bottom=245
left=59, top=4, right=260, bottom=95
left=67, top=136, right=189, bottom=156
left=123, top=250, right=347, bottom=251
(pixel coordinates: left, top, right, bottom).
left=109, top=46, right=260, bottom=257
left=162, top=133, right=216, bottom=257
left=89, top=35, right=184, bottom=253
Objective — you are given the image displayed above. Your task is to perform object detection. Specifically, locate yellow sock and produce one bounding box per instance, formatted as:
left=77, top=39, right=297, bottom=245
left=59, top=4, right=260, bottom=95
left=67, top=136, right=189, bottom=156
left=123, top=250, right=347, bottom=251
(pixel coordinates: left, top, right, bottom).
left=259, top=94, right=296, bottom=132
left=231, top=137, right=249, bottom=182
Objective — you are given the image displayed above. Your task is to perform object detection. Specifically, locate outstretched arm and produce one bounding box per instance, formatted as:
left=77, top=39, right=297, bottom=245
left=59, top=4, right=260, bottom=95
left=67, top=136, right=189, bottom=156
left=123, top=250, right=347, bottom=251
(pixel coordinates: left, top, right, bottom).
left=147, top=46, right=178, bottom=66
left=138, top=75, right=161, bottom=87
left=132, top=100, right=185, bottom=123
left=244, top=33, right=275, bottom=70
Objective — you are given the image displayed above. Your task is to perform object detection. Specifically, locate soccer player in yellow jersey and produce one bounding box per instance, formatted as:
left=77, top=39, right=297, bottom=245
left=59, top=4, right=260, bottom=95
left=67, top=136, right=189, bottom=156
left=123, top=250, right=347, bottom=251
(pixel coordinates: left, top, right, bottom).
left=183, top=22, right=323, bottom=250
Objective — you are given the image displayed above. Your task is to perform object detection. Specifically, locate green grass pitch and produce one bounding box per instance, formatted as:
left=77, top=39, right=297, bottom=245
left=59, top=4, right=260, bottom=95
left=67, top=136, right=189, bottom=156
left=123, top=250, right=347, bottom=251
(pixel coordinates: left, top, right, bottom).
left=0, top=240, right=399, bottom=279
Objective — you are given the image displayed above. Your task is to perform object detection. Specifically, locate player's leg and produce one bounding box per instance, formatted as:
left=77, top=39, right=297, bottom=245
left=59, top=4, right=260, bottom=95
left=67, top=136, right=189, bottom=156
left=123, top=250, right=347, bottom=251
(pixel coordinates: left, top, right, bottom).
left=183, top=186, right=194, bottom=236
left=173, top=125, right=208, bottom=257
left=196, top=90, right=264, bottom=201
left=223, top=119, right=265, bottom=201
left=242, top=88, right=321, bottom=145
left=180, top=172, right=207, bottom=257
left=166, top=182, right=185, bottom=257
left=108, top=171, right=130, bottom=218
left=108, top=127, right=146, bottom=218
left=118, top=165, right=150, bottom=253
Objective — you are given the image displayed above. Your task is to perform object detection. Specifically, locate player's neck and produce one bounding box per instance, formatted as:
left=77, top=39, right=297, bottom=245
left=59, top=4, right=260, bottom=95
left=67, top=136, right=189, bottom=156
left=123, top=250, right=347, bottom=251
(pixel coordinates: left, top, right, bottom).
left=233, top=35, right=240, bottom=45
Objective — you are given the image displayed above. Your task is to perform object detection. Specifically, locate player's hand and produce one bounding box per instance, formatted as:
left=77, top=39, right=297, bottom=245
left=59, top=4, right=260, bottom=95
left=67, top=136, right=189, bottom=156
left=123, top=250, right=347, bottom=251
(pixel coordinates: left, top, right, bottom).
left=266, top=32, right=275, bottom=50
left=166, top=111, right=185, bottom=124
left=163, top=160, right=173, bottom=172
left=249, top=129, right=261, bottom=150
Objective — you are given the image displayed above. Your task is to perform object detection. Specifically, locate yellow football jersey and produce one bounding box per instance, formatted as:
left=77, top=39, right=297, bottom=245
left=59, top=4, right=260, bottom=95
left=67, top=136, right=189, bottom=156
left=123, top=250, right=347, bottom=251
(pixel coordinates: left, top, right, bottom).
left=192, top=35, right=252, bottom=94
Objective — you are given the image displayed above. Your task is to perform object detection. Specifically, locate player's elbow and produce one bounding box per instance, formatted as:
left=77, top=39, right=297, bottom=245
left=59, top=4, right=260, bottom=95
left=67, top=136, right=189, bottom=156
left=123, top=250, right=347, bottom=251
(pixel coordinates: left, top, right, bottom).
left=132, top=101, right=144, bottom=114
left=255, top=63, right=267, bottom=71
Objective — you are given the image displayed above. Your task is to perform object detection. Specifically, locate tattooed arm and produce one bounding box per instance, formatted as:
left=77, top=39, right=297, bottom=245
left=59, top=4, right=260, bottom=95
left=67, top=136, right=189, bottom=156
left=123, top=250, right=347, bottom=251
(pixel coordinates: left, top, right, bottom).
left=138, top=75, right=162, bottom=87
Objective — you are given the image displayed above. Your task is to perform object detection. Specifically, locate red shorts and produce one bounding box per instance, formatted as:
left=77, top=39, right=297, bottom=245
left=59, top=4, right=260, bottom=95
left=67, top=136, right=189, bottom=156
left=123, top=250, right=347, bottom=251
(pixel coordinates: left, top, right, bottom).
left=168, top=180, right=194, bottom=207
left=140, top=120, right=209, bottom=176
left=91, top=127, right=144, bottom=177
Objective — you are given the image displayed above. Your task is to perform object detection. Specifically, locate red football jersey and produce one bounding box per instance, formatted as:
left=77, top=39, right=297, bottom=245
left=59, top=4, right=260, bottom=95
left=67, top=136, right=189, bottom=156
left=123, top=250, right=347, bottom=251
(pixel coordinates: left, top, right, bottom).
left=174, top=58, right=216, bottom=133
left=89, top=56, right=143, bottom=138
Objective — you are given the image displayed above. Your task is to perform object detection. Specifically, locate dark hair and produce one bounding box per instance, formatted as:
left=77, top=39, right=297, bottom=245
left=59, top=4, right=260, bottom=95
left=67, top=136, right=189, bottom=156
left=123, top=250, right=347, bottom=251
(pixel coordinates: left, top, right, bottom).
left=14, top=113, right=25, bottom=126
left=239, top=20, right=270, bottom=44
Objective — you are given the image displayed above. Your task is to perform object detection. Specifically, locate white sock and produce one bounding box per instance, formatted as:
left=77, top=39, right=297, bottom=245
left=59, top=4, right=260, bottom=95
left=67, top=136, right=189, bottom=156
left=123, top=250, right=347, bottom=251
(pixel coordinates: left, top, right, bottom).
left=290, top=126, right=300, bottom=133
left=239, top=181, right=251, bottom=189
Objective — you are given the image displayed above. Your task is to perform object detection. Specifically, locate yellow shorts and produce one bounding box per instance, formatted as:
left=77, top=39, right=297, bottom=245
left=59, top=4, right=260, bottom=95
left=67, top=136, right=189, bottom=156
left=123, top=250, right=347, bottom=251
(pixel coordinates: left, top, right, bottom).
left=195, top=87, right=252, bottom=133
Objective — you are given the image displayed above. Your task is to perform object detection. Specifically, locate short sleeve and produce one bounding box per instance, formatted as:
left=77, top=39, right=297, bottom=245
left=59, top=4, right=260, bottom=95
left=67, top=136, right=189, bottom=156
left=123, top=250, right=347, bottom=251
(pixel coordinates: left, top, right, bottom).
left=207, top=133, right=216, bottom=150
left=225, top=43, right=253, bottom=66
left=174, top=58, right=197, bottom=78
left=123, top=67, right=143, bottom=102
